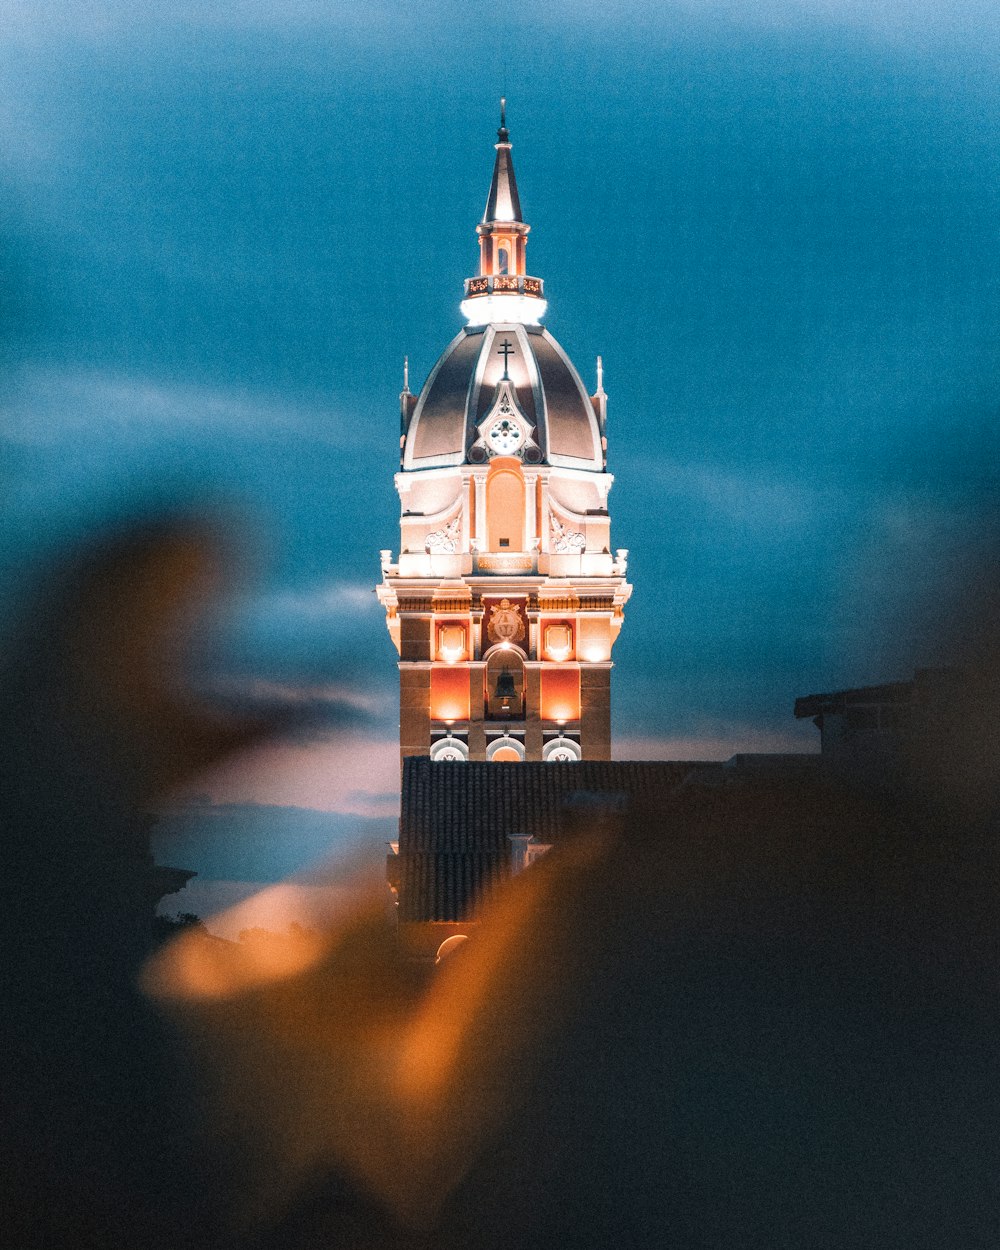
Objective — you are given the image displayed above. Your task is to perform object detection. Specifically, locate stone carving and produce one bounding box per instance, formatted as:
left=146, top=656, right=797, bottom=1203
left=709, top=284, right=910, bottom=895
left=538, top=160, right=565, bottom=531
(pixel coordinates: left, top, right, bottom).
left=425, top=514, right=461, bottom=554
left=551, top=513, right=586, bottom=553
left=485, top=597, right=526, bottom=646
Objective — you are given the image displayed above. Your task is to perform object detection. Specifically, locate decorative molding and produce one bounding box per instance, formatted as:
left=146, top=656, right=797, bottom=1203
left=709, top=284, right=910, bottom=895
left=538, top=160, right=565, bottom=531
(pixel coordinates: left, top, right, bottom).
left=550, top=513, right=586, bottom=553
left=425, top=514, right=461, bottom=554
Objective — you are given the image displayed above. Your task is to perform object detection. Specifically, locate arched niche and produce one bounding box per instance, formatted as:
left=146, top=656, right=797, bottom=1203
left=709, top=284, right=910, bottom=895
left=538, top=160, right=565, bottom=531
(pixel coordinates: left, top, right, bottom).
left=543, top=736, right=582, bottom=762
left=431, top=736, right=469, bottom=762
left=484, top=646, right=525, bottom=720
left=486, top=736, right=526, bottom=762
left=486, top=457, right=526, bottom=553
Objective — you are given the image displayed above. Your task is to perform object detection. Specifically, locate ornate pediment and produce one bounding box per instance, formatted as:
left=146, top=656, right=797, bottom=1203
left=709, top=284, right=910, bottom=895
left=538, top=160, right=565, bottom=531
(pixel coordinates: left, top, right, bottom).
left=470, top=378, right=540, bottom=462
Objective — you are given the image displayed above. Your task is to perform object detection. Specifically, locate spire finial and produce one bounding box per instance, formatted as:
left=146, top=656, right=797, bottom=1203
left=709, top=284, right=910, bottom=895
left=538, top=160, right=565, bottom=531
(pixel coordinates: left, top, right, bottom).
left=596, top=355, right=604, bottom=392
left=498, top=96, right=509, bottom=143
left=403, top=355, right=409, bottom=392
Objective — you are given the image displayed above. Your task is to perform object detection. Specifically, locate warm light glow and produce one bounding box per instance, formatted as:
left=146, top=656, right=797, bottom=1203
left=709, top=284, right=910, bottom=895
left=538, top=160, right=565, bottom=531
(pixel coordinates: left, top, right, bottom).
left=500, top=639, right=511, bottom=650
left=438, top=623, right=467, bottom=664
left=540, top=666, right=581, bottom=722
left=431, top=666, right=471, bottom=722
left=142, top=882, right=343, bottom=1000
left=460, top=293, right=547, bottom=325
left=544, top=623, right=573, bottom=662
left=577, top=617, right=611, bottom=664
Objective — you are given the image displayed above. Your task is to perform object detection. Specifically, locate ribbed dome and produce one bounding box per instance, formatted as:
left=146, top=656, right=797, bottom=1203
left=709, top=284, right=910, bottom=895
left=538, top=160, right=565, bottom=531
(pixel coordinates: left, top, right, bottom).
left=403, top=322, right=602, bottom=472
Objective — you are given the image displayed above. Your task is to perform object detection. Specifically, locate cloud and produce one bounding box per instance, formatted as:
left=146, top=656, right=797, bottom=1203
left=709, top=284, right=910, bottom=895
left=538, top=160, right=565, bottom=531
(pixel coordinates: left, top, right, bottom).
left=256, top=583, right=381, bottom=617
left=200, top=673, right=394, bottom=742
left=641, top=458, right=818, bottom=528
left=181, top=732, right=401, bottom=815
left=2, top=366, right=354, bottom=449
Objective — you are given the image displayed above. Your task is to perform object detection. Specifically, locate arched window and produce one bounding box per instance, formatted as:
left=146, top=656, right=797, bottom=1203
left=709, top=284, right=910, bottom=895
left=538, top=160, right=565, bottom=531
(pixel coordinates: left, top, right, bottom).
left=486, top=459, right=526, bottom=552
left=497, top=245, right=510, bottom=274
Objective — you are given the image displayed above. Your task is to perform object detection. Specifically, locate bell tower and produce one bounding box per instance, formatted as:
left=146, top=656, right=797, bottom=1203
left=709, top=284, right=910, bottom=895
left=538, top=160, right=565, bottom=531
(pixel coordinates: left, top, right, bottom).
left=378, top=103, right=631, bottom=767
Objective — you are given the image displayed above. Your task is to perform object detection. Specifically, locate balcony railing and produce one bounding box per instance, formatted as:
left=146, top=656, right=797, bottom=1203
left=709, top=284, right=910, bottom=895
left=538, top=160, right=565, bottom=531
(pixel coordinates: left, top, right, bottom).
left=463, top=275, right=544, bottom=299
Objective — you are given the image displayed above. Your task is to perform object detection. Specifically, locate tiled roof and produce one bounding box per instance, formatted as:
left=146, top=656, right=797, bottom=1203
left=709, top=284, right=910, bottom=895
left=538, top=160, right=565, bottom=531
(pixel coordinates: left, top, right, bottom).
left=398, top=757, right=701, bottom=922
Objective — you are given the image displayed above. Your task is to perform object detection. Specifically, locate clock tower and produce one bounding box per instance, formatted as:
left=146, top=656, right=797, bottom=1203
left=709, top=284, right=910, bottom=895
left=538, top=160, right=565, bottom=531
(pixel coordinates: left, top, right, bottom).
left=377, top=102, right=631, bottom=766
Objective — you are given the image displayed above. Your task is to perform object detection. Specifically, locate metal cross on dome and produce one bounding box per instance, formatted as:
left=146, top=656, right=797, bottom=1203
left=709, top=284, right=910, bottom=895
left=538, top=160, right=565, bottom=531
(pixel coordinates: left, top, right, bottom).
left=497, top=338, right=514, bottom=378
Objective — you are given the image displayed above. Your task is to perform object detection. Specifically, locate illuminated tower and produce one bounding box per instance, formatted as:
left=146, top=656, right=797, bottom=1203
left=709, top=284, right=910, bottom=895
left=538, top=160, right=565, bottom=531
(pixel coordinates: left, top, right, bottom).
left=378, top=102, right=631, bottom=766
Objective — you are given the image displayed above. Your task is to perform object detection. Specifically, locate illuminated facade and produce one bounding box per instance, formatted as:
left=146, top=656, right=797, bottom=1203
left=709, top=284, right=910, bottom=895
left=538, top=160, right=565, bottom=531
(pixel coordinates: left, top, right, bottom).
left=378, top=102, right=631, bottom=766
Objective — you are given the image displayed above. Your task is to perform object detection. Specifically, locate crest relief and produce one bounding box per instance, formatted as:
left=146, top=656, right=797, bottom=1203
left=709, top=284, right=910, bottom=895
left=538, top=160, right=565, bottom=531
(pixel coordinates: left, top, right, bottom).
left=485, top=596, right=527, bottom=646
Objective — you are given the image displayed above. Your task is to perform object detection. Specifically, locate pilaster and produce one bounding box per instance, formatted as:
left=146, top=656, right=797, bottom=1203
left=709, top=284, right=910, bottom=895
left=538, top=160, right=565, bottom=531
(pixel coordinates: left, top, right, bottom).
left=580, top=663, right=612, bottom=760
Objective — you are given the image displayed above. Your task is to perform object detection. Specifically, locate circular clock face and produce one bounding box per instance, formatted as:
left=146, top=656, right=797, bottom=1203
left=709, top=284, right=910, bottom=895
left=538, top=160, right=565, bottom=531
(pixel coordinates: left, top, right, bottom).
left=488, top=418, right=524, bottom=454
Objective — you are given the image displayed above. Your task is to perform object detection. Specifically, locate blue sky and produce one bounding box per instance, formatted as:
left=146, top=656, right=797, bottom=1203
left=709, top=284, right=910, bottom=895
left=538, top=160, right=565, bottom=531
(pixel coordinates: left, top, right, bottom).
left=3, top=1, right=1000, bottom=917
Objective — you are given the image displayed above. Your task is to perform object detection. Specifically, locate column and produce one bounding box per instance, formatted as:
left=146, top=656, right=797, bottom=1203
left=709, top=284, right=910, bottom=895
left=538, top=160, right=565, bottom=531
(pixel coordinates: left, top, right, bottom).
left=523, top=471, right=536, bottom=552
left=399, top=665, right=431, bottom=765
left=474, top=474, right=487, bottom=550
left=525, top=663, right=543, bottom=760
left=468, top=663, right=487, bottom=760
left=539, top=476, right=551, bottom=552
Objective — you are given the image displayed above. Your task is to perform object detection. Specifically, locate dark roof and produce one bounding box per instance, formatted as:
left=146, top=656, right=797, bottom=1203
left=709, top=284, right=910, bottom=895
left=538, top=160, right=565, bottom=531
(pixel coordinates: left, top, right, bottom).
left=795, top=668, right=967, bottom=721
left=403, top=324, right=602, bottom=469
left=398, top=757, right=701, bottom=922
left=794, top=680, right=914, bottom=720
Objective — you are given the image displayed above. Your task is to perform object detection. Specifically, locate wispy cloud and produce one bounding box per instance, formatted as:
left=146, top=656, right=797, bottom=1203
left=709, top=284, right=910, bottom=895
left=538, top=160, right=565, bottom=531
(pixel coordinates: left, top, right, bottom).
left=2, top=366, right=351, bottom=449
left=182, top=732, right=400, bottom=815
left=641, top=458, right=819, bottom=528
left=258, top=583, right=381, bottom=617
left=209, top=675, right=387, bottom=714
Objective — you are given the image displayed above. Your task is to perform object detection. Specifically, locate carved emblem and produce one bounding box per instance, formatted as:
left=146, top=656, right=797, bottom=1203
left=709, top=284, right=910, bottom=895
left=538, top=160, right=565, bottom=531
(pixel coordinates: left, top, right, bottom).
left=551, top=513, right=586, bottom=553
left=486, top=597, right=526, bottom=646
left=425, top=514, right=461, bottom=554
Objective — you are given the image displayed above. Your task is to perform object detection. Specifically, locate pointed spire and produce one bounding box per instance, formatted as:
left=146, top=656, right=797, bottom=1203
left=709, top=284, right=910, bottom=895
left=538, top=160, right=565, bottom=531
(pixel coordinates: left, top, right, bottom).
left=483, top=97, right=523, bottom=224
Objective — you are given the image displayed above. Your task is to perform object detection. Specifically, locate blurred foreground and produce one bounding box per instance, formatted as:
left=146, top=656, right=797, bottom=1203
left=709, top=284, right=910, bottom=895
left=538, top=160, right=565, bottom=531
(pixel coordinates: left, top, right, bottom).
left=2, top=514, right=1000, bottom=1249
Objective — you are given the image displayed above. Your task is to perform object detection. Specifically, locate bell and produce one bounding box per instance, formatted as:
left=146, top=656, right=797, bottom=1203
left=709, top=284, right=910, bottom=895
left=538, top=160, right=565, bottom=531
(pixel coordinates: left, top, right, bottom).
left=494, top=669, right=518, bottom=703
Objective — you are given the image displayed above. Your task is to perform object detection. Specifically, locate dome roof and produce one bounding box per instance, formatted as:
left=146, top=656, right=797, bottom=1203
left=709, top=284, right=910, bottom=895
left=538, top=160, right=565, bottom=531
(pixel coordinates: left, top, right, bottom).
left=403, top=322, right=603, bottom=472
